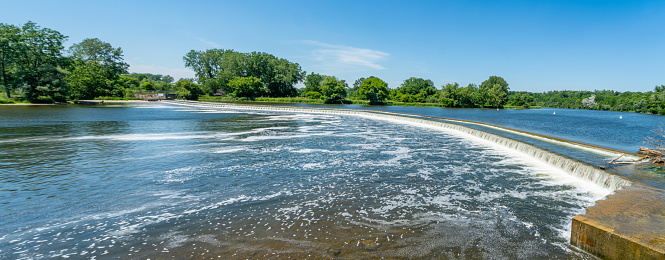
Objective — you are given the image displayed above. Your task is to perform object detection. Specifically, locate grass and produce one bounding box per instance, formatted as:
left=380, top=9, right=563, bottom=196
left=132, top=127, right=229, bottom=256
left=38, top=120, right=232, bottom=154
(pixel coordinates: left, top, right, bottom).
left=197, top=95, right=543, bottom=109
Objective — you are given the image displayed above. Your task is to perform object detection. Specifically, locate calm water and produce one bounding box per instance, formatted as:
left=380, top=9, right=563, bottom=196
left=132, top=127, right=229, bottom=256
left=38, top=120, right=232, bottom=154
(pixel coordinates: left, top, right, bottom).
left=0, top=103, right=612, bottom=259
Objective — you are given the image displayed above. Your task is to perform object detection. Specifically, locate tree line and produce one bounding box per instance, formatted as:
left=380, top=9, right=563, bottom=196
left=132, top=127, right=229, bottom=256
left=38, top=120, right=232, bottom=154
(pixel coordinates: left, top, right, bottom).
left=183, top=48, right=512, bottom=108
left=2, top=21, right=663, bottom=115
left=0, top=21, right=177, bottom=103
left=509, top=88, right=665, bottom=114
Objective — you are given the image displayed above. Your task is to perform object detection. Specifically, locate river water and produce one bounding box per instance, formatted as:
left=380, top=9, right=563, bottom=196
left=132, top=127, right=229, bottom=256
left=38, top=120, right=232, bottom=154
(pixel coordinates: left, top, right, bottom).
left=266, top=103, right=665, bottom=153
left=0, top=103, right=621, bottom=259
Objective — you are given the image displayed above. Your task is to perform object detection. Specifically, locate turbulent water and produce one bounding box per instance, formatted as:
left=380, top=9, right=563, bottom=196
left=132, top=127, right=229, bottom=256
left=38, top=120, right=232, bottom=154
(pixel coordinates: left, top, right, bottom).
left=0, top=103, right=611, bottom=259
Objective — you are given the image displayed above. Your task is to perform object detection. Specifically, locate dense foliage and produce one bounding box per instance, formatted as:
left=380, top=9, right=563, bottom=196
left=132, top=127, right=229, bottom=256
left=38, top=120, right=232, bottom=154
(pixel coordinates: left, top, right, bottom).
left=67, top=38, right=129, bottom=99
left=512, top=87, right=665, bottom=114
left=357, top=77, right=389, bottom=105
left=0, top=21, right=177, bottom=102
left=183, top=49, right=304, bottom=98
left=298, top=73, right=348, bottom=103
left=1, top=21, right=69, bottom=102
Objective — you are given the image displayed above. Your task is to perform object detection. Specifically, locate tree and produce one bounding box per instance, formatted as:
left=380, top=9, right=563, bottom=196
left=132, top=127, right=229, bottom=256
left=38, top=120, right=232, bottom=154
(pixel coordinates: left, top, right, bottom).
left=140, top=81, right=155, bottom=91
left=398, top=77, right=436, bottom=95
left=67, top=61, right=119, bottom=99
left=303, top=72, right=324, bottom=94
left=175, top=79, right=203, bottom=100
left=479, top=76, right=509, bottom=108
left=352, top=77, right=366, bottom=91
left=440, top=83, right=460, bottom=107
left=319, top=76, right=347, bottom=103
left=391, top=77, right=437, bottom=103
left=358, top=76, right=389, bottom=105
left=183, top=49, right=304, bottom=97
left=125, top=73, right=175, bottom=92
left=68, top=38, right=128, bottom=76
left=245, top=51, right=303, bottom=97
left=183, top=48, right=244, bottom=95
left=67, top=38, right=128, bottom=99
left=13, top=21, right=69, bottom=102
left=0, top=23, right=21, bottom=98
left=457, top=84, right=479, bottom=108
left=228, top=76, right=264, bottom=98
left=183, top=49, right=226, bottom=80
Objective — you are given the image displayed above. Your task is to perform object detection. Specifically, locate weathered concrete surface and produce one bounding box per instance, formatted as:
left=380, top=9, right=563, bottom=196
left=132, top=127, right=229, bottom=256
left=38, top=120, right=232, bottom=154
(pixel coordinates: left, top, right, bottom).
left=572, top=184, right=665, bottom=259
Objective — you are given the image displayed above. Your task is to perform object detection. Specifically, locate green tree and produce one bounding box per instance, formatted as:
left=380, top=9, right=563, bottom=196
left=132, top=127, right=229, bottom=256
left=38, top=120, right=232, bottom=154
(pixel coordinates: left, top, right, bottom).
left=319, top=76, right=347, bottom=103
left=479, top=76, right=509, bottom=108
left=67, top=61, right=120, bottom=99
left=303, top=72, right=324, bottom=94
left=245, top=51, right=303, bottom=97
left=67, top=38, right=128, bottom=99
left=305, top=91, right=322, bottom=99
left=175, top=79, right=203, bottom=100
left=440, top=83, right=460, bottom=107
left=13, top=21, right=69, bottom=102
left=126, top=73, right=175, bottom=92
left=228, top=76, right=264, bottom=98
left=392, top=77, right=437, bottom=103
left=183, top=49, right=304, bottom=97
left=0, top=23, right=21, bottom=98
left=398, top=77, right=436, bottom=95
left=457, top=84, right=479, bottom=108
left=140, top=81, right=155, bottom=91
left=68, top=38, right=128, bottom=76
left=352, top=77, right=366, bottom=91
left=358, top=76, right=389, bottom=105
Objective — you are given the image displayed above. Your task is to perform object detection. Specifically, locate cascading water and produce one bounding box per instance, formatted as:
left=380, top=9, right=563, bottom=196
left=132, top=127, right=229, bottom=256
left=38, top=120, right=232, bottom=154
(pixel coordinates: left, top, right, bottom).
left=0, top=101, right=632, bottom=259
left=169, top=100, right=632, bottom=192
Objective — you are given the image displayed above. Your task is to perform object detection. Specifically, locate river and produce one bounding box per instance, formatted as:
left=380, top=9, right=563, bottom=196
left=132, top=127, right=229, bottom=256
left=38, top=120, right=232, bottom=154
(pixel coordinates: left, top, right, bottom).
left=0, top=102, right=652, bottom=259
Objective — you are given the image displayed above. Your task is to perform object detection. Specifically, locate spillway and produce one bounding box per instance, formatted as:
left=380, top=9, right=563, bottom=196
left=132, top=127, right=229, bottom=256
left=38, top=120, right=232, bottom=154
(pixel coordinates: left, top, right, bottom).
left=166, top=100, right=664, bottom=259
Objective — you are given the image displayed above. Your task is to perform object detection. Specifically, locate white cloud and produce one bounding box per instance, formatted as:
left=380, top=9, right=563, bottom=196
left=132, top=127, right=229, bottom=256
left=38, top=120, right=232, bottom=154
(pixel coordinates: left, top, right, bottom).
left=196, top=37, right=222, bottom=48
left=128, top=63, right=195, bottom=80
left=303, top=40, right=389, bottom=71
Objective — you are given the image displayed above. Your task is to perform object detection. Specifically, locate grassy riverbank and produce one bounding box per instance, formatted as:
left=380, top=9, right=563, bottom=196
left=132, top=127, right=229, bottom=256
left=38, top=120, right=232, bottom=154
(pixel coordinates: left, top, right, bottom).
left=199, top=96, right=543, bottom=109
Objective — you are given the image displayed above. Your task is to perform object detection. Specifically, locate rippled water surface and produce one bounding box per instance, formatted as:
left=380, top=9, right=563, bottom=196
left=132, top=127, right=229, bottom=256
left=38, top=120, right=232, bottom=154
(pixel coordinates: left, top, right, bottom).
left=270, top=103, right=665, bottom=152
left=0, top=103, right=609, bottom=259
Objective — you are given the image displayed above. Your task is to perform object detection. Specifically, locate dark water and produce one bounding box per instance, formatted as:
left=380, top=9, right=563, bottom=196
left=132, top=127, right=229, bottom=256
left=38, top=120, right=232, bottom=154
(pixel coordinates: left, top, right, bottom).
left=0, top=103, right=612, bottom=259
left=263, top=103, right=665, bottom=153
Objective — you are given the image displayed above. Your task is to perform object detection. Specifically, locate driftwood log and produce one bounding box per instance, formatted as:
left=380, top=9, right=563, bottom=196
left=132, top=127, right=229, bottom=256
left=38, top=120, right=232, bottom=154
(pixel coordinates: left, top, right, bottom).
left=639, top=147, right=664, bottom=157
left=599, top=149, right=663, bottom=169
left=637, top=147, right=664, bottom=164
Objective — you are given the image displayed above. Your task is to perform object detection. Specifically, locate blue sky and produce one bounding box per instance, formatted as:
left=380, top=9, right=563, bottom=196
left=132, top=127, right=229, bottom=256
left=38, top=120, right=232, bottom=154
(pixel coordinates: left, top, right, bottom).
left=2, top=0, right=664, bottom=92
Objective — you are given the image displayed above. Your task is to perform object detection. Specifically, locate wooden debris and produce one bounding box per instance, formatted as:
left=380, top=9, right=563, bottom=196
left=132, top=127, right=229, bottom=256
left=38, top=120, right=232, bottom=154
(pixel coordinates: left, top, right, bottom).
left=609, top=153, right=625, bottom=164
left=638, top=147, right=664, bottom=157
left=635, top=155, right=650, bottom=162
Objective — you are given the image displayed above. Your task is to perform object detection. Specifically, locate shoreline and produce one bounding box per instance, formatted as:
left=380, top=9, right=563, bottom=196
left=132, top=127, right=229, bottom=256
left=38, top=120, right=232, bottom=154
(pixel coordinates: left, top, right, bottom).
left=0, top=100, right=152, bottom=105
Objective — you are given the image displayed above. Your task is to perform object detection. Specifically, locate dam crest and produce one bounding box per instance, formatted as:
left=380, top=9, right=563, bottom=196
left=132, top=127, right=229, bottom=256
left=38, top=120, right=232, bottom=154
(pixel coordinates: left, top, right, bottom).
left=166, top=100, right=665, bottom=259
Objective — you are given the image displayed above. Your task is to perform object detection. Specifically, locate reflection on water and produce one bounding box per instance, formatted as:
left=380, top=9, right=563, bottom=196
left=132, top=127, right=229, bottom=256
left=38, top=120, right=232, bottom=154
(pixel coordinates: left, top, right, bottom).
left=0, top=103, right=607, bottom=259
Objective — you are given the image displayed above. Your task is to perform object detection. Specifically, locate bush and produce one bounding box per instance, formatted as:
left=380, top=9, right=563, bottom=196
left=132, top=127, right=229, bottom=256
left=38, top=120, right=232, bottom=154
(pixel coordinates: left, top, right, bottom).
left=305, top=91, right=322, bottom=99
left=35, top=96, right=54, bottom=103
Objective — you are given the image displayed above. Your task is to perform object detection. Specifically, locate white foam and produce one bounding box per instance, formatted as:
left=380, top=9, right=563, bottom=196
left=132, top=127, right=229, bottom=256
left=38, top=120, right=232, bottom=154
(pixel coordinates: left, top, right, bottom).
left=213, top=147, right=247, bottom=154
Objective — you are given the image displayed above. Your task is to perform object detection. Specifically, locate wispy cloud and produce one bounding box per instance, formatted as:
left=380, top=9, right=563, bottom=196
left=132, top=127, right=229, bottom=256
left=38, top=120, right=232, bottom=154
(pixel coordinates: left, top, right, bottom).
left=196, top=37, right=222, bottom=48
left=302, top=40, right=389, bottom=70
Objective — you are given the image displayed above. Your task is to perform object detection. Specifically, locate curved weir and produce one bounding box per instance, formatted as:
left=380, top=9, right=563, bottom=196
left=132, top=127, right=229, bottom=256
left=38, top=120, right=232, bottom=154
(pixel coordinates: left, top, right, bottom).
left=166, top=100, right=665, bottom=259
left=167, top=100, right=631, bottom=192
